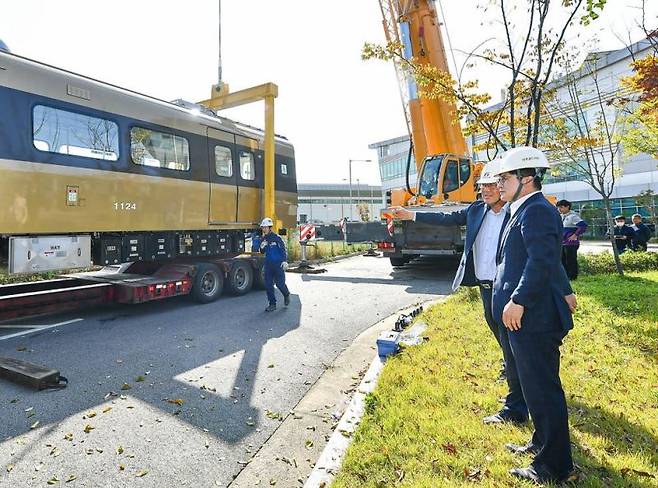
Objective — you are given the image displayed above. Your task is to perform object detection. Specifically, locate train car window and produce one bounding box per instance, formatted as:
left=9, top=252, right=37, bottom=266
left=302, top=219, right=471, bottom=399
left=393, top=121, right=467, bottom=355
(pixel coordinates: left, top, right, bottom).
left=280, top=163, right=288, bottom=176
left=130, top=127, right=190, bottom=171
left=239, top=151, right=255, bottom=180
left=214, top=146, right=233, bottom=177
left=32, top=105, right=119, bottom=161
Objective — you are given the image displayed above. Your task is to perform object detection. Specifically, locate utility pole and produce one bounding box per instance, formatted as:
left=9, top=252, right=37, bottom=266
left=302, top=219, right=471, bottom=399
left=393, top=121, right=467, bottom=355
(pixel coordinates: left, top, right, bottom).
left=348, top=159, right=372, bottom=221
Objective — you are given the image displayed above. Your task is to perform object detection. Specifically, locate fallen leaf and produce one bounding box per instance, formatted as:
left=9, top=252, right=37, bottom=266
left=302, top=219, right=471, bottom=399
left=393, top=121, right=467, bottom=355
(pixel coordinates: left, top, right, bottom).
left=30, top=421, right=40, bottom=430
left=16, top=346, right=27, bottom=352
left=83, top=424, right=94, bottom=434
left=442, top=443, right=458, bottom=455
left=64, top=433, right=73, bottom=441
left=267, top=364, right=274, bottom=368
left=47, top=476, right=60, bottom=485
left=66, top=475, right=77, bottom=483
left=269, top=479, right=277, bottom=486
left=10, top=399, right=19, bottom=404
left=6, top=465, right=14, bottom=473
left=305, top=440, right=314, bottom=449
left=135, top=376, right=145, bottom=382
left=136, top=470, right=148, bottom=477
left=621, top=468, right=655, bottom=478
left=24, top=407, right=34, bottom=413
left=102, top=407, right=112, bottom=414
left=84, top=411, right=97, bottom=419
left=167, top=398, right=184, bottom=406
left=121, top=383, right=131, bottom=391
left=96, top=448, right=103, bottom=453
left=116, top=446, right=124, bottom=455
left=246, top=420, right=255, bottom=426
left=119, top=464, right=125, bottom=471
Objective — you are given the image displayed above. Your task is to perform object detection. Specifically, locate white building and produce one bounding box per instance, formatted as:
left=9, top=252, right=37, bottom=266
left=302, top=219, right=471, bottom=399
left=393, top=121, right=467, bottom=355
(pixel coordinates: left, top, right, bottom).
left=297, top=183, right=384, bottom=224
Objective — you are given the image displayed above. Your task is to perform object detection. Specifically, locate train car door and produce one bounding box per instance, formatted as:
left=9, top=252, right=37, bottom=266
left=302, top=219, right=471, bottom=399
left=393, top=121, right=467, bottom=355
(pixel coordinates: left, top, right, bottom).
left=207, top=127, right=238, bottom=224
left=235, top=135, right=262, bottom=225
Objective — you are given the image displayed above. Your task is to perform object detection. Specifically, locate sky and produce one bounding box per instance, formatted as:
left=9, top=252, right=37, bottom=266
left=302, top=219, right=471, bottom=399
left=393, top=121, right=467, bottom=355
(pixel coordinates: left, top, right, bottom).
left=1, top=0, right=655, bottom=186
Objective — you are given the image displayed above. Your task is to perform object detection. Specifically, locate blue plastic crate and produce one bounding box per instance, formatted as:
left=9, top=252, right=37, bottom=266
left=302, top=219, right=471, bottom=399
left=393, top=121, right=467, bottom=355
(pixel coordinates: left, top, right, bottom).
left=376, top=331, right=401, bottom=359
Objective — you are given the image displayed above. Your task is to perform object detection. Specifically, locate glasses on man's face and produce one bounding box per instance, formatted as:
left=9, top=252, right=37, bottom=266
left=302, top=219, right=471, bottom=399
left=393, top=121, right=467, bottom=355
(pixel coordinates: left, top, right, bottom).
left=480, top=183, right=498, bottom=189
left=496, top=174, right=515, bottom=185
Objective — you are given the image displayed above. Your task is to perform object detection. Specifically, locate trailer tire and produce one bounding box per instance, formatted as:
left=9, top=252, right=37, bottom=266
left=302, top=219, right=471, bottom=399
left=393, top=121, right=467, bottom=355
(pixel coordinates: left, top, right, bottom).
left=227, top=261, right=253, bottom=295
left=191, top=263, right=224, bottom=303
left=389, top=257, right=406, bottom=267
left=254, top=261, right=267, bottom=289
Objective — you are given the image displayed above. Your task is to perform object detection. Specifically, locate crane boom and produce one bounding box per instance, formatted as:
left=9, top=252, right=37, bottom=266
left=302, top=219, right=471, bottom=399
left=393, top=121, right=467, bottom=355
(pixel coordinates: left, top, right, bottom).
left=379, top=0, right=468, bottom=172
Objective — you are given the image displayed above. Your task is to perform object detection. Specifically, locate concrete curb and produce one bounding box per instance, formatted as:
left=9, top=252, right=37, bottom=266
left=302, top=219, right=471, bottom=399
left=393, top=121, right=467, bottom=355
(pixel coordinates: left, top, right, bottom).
left=228, top=297, right=446, bottom=488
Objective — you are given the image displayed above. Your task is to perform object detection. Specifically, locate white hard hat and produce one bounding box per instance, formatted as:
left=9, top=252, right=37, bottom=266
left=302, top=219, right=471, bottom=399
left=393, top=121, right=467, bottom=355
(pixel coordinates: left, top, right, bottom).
left=260, top=217, right=274, bottom=227
left=493, top=146, right=549, bottom=176
left=476, top=160, right=500, bottom=185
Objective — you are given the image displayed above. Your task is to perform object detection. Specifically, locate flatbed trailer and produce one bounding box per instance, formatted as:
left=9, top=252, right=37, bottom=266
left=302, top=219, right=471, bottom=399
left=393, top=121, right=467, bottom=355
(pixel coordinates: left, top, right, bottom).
left=0, top=255, right=266, bottom=323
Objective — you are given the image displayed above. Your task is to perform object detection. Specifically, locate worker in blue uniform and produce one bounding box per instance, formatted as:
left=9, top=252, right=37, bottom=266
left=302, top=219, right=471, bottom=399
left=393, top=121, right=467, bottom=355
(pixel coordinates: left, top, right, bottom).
left=259, top=217, right=290, bottom=312
left=493, top=146, right=575, bottom=484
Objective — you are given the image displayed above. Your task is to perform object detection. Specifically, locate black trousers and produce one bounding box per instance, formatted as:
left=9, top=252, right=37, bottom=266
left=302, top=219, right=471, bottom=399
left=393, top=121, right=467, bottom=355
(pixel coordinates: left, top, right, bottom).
left=481, top=285, right=528, bottom=418
left=508, top=329, right=573, bottom=477
left=561, top=245, right=579, bottom=280
left=479, top=285, right=502, bottom=349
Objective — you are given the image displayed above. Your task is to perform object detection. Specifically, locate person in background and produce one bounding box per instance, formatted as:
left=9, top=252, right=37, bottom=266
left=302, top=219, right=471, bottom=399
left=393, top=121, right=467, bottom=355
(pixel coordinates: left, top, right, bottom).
left=259, top=218, right=290, bottom=312
left=556, top=200, right=588, bottom=280
left=630, top=213, right=651, bottom=251
left=612, top=215, right=635, bottom=254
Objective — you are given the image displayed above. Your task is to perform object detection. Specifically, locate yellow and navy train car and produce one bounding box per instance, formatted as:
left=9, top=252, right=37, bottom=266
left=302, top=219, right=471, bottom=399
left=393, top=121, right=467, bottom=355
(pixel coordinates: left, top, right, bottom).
left=0, top=49, right=297, bottom=273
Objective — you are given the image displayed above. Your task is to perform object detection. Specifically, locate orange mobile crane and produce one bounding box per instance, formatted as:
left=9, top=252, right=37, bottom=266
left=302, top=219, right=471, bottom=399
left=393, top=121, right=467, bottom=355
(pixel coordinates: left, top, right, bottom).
left=373, top=0, right=484, bottom=266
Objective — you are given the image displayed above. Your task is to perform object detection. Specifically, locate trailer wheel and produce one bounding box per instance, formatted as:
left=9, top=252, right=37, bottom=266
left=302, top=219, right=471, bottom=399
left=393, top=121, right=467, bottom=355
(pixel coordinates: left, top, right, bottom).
left=254, top=261, right=267, bottom=289
left=191, top=263, right=224, bottom=303
left=227, top=261, right=253, bottom=295
left=389, top=257, right=406, bottom=267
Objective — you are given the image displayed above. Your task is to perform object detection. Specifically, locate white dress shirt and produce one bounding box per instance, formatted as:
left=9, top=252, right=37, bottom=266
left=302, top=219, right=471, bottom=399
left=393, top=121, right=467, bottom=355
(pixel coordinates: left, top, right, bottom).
left=473, top=206, right=506, bottom=281
left=510, top=191, right=541, bottom=217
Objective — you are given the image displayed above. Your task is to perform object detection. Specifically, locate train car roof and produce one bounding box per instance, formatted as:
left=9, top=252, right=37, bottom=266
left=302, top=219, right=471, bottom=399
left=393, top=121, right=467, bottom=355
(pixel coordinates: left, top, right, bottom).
left=0, top=50, right=292, bottom=149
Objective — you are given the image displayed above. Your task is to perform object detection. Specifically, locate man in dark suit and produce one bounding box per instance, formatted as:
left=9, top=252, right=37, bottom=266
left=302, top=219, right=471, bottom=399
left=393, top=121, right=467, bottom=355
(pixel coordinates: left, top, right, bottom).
left=493, top=147, right=574, bottom=484
left=391, top=160, right=576, bottom=428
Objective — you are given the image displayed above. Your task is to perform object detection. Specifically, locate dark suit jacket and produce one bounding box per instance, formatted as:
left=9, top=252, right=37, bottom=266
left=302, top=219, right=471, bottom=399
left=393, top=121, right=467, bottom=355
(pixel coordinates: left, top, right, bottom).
left=493, top=193, right=574, bottom=333
left=415, top=201, right=488, bottom=288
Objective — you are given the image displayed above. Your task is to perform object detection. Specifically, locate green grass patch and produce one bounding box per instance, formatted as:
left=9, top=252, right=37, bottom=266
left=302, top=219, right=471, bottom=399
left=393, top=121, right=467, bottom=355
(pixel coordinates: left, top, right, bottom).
left=579, top=251, right=658, bottom=275
left=285, top=237, right=372, bottom=262
left=334, top=273, right=658, bottom=487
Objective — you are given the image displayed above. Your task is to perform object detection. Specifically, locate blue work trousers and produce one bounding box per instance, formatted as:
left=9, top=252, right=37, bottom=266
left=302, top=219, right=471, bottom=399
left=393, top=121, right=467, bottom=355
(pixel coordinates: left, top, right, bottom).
left=264, top=263, right=289, bottom=305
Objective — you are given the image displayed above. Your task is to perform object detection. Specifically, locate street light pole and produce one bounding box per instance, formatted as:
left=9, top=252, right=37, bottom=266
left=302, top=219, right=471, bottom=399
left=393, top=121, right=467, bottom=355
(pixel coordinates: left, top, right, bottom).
left=348, top=158, right=372, bottom=221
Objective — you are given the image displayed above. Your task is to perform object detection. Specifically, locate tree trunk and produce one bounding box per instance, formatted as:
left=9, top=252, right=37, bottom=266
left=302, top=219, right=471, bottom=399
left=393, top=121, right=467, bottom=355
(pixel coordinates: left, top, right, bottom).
left=603, top=199, right=624, bottom=276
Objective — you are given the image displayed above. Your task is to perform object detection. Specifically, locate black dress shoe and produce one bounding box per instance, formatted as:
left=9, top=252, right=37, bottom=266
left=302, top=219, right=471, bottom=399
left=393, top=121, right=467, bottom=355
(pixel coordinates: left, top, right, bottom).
left=510, top=466, right=570, bottom=485
left=505, top=442, right=540, bottom=455
left=483, top=411, right=528, bottom=425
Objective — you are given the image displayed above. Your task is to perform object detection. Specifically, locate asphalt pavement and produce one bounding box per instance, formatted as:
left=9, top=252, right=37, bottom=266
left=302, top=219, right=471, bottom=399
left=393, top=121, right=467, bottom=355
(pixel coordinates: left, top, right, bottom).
left=0, top=254, right=455, bottom=487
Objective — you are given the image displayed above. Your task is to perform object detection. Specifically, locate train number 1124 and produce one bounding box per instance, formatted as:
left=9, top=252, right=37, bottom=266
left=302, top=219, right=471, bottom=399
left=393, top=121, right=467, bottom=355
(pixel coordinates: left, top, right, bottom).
left=113, top=202, right=137, bottom=211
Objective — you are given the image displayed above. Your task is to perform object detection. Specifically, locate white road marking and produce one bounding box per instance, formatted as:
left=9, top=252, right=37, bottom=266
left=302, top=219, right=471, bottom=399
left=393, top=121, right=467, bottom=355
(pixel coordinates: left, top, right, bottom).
left=0, top=318, right=84, bottom=341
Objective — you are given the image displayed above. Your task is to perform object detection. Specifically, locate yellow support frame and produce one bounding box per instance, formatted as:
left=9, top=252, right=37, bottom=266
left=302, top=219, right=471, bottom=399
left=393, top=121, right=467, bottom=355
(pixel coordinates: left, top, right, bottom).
left=199, top=83, right=280, bottom=231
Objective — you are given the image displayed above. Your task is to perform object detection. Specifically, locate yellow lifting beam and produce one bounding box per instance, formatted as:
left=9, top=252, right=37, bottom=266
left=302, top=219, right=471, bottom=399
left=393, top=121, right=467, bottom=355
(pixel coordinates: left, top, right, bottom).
left=199, top=82, right=280, bottom=231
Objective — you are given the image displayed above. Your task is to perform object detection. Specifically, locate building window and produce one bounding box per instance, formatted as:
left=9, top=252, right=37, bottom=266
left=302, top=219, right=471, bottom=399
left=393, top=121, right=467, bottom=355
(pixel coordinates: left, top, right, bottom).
left=239, top=151, right=255, bottom=180
left=280, top=163, right=288, bottom=175
left=214, top=146, right=233, bottom=177
left=130, top=127, right=189, bottom=171
left=33, top=105, right=119, bottom=161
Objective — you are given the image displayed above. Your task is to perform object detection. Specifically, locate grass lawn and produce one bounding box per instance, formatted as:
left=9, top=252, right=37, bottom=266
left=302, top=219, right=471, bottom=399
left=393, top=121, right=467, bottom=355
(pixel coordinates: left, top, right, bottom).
left=334, top=272, right=658, bottom=487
